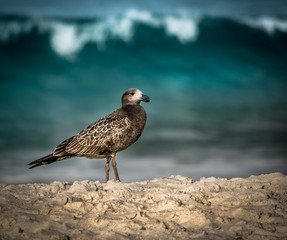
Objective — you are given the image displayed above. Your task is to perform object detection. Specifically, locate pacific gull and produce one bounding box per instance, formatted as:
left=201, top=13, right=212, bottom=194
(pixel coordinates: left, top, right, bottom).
left=28, top=88, right=150, bottom=182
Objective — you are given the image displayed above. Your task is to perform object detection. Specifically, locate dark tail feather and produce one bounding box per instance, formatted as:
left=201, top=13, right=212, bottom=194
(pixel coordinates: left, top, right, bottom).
left=28, top=154, right=60, bottom=169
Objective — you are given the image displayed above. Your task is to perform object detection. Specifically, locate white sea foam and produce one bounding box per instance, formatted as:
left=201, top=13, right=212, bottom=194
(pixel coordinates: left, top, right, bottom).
left=164, top=16, right=198, bottom=43
left=1, top=149, right=285, bottom=183
left=0, top=9, right=200, bottom=58
left=0, top=20, right=33, bottom=41
left=50, top=23, right=84, bottom=57
left=2, top=12, right=286, bottom=58
left=243, top=16, right=287, bottom=34
left=126, top=9, right=159, bottom=26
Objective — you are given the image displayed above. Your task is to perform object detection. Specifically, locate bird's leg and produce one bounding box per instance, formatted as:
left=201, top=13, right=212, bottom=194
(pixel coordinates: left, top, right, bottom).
left=105, top=157, right=111, bottom=182
left=111, top=154, right=120, bottom=182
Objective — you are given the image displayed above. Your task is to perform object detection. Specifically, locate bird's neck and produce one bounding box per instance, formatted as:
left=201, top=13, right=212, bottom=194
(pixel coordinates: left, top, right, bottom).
left=122, top=104, right=147, bottom=130
left=122, top=104, right=140, bottom=111
left=122, top=104, right=146, bottom=118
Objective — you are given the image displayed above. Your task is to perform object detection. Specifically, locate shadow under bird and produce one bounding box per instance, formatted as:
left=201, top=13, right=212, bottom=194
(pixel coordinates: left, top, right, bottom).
left=28, top=88, right=150, bottom=182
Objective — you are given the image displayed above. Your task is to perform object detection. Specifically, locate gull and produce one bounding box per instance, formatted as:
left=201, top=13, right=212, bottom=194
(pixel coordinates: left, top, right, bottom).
left=28, top=88, right=150, bottom=182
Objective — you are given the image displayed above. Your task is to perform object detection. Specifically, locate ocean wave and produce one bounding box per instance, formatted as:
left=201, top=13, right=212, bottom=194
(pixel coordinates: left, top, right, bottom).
left=0, top=19, right=34, bottom=42
left=0, top=11, right=286, bottom=58
left=1, top=148, right=285, bottom=183
left=144, top=129, right=211, bottom=141
left=0, top=10, right=200, bottom=58
left=243, top=16, right=287, bottom=34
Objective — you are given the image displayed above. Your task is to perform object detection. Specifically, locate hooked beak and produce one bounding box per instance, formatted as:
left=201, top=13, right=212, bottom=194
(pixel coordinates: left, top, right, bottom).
left=141, top=94, right=150, bottom=103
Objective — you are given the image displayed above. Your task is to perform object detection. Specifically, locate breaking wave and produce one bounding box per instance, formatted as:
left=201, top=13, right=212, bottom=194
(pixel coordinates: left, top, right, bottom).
left=1, top=10, right=286, bottom=58
left=243, top=16, right=287, bottom=34
left=0, top=10, right=200, bottom=57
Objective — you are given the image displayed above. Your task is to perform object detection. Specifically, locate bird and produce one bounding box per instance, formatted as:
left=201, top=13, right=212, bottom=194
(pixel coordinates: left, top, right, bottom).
left=28, top=88, right=150, bottom=182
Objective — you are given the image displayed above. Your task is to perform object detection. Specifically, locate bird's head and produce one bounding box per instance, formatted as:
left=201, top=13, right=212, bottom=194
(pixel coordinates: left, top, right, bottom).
left=121, top=88, right=150, bottom=106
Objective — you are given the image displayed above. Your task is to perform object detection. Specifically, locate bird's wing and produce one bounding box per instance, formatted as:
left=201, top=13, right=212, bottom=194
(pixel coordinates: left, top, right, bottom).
left=61, top=111, right=129, bottom=156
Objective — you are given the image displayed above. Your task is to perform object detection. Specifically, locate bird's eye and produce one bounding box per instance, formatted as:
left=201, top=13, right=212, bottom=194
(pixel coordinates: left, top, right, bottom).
left=129, top=92, right=135, bottom=96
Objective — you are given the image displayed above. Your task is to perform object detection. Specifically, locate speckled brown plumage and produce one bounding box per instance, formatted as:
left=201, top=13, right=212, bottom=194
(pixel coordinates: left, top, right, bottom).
left=28, top=88, right=150, bottom=182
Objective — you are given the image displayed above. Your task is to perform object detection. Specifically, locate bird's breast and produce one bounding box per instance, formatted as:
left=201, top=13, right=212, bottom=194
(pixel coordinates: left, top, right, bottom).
left=110, top=106, right=147, bottom=153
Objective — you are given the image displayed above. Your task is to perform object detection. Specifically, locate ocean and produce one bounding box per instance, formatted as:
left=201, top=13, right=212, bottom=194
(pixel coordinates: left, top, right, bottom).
left=0, top=9, right=287, bottom=183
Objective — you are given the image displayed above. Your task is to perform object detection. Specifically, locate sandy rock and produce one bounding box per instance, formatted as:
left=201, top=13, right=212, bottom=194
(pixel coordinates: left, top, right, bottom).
left=0, top=173, right=286, bottom=239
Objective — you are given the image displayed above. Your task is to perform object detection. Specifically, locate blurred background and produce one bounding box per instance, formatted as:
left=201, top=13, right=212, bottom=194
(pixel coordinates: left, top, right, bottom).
left=0, top=0, right=287, bottom=183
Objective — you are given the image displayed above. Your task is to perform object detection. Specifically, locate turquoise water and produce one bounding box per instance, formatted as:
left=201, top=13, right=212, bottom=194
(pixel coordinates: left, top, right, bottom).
left=0, top=11, right=287, bottom=183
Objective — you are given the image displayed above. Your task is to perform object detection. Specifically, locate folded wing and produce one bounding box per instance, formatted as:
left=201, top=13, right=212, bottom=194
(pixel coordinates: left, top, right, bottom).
left=54, top=111, right=129, bottom=157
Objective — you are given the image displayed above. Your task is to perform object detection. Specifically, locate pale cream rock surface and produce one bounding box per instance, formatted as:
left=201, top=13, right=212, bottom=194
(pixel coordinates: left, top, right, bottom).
left=0, top=173, right=287, bottom=239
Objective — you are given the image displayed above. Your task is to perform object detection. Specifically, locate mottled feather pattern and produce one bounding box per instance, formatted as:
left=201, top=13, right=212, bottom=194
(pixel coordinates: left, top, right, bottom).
left=76, top=111, right=127, bottom=146
left=53, top=137, right=75, bottom=156
left=54, top=109, right=130, bottom=157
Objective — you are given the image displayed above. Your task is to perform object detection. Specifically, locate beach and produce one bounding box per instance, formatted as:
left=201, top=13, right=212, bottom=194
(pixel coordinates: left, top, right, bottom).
left=0, top=172, right=286, bottom=239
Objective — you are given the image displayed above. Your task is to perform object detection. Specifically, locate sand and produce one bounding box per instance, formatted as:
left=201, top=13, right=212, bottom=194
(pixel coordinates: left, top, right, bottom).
left=0, top=173, right=287, bottom=239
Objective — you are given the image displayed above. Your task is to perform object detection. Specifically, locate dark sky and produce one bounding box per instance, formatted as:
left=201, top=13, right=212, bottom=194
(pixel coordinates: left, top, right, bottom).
left=0, top=0, right=286, bottom=17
